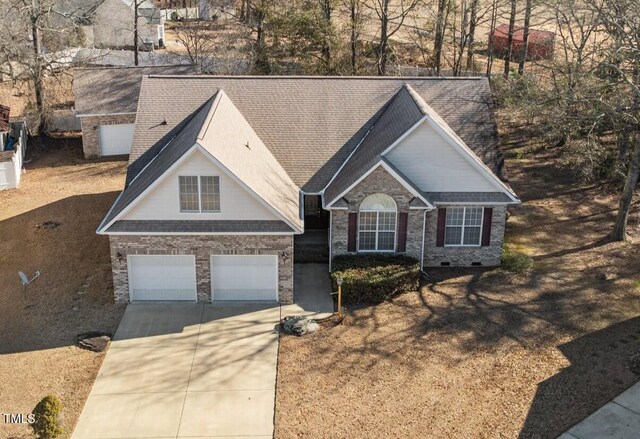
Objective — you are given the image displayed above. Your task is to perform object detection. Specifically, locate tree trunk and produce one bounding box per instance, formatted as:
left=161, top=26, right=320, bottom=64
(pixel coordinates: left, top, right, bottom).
left=134, top=0, right=139, bottom=66
left=433, top=0, right=447, bottom=75
left=518, top=0, right=532, bottom=74
left=322, top=0, right=332, bottom=73
left=465, top=0, right=478, bottom=71
left=350, top=0, right=358, bottom=74
left=486, top=0, right=498, bottom=77
left=503, top=0, right=517, bottom=77
left=377, top=0, right=389, bottom=76
left=30, top=0, right=45, bottom=134
left=611, top=137, right=640, bottom=241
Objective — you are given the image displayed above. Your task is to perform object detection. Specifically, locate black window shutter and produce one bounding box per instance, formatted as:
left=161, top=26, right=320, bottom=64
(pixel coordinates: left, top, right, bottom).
left=347, top=212, right=357, bottom=252
left=436, top=208, right=447, bottom=247
left=481, top=208, right=493, bottom=246
left=397, top=212, right=408, bottom=252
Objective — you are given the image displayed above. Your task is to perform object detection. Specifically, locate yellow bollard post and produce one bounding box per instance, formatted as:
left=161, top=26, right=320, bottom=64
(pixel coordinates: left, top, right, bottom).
left=336, top=276, right=343, bottom=314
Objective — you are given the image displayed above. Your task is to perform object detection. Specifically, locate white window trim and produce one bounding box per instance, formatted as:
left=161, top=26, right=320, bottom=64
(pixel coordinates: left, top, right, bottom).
left=178, top=175, right=222, bottom=214
left=358, top=210, right=397, bottom=253
left=444, top=206, right=484, bottom=247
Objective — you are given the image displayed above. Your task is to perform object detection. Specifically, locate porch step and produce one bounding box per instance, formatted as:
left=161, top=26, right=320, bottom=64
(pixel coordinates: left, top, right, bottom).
left=294, top=244, right=329, bottom=263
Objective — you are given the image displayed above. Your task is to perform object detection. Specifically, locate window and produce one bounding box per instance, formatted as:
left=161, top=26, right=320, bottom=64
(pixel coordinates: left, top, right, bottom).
left=200, top=176, right=220, bottom=213
left=179, top=176, right=200, bottom=212
left=358, top=194, right=397, bottom=252
left=445, top=207, right=483, bottom=246
left=179, top=176, right=220, bottom=213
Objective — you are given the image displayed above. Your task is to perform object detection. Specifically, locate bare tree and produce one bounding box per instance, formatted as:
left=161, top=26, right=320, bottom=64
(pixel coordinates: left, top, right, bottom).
left=517, top=0, right=532, bottom=74
left=367, top=0, right=421, bottom=76
left=174, top=21, right=217, bottom=68
left=503, top=0, right=517, bottom=76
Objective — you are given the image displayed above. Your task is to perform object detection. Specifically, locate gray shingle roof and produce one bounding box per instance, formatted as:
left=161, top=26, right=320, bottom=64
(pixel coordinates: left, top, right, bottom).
left=128, top=76, right=505, bottom=193
left=106, top=220, right=293, bottom=233
left=73, top=65, right=199, bottom=115
left=99, top=90, right=303, bottom=233
left=423, top=192, right=514, bottom=204
left=99, top=97, right=215, bottom=230
left=323, top=85, right=426, bottom=204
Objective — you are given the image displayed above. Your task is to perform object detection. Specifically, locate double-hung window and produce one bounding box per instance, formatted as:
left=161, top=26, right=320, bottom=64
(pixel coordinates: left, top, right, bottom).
left=444, top=207, right=483, bottom=246
left=179, top=176, right=221, bottom=213
left=358, top=193, right=397, bottom=252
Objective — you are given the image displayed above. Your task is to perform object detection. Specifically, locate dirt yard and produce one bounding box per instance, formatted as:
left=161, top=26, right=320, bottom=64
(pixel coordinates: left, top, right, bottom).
left=275, top=122, right=640, bottom=438
left=0, top=137, right=126, bottom=438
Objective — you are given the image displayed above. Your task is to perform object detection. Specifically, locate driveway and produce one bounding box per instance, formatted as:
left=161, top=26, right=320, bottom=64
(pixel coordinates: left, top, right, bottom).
left=72, top=303, right=280, bottom=439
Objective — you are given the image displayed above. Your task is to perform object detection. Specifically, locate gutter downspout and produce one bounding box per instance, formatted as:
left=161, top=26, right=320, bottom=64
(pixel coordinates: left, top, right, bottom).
left=420, top=208, right=428, bottom=271
left=328, top=210, right=333, bottom=272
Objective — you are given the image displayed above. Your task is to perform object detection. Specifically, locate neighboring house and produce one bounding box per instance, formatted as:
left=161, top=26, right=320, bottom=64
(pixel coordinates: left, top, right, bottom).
left=96, top=76, right=520, bottom=304
left=0, top=106, right=28, bottom=191
left=55, top=0, right=165, bottom=49
left=73, top=65, right=199, bottom=159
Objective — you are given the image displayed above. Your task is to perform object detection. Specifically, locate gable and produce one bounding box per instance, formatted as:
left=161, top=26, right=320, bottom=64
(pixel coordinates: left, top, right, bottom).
left=384, top=121, right=498, bottom=193
left=122, top=149, right=280, bottom=222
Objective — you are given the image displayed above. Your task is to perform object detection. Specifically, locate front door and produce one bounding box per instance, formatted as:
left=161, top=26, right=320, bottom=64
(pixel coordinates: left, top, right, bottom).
left=304, top=195, right=329, bottom=230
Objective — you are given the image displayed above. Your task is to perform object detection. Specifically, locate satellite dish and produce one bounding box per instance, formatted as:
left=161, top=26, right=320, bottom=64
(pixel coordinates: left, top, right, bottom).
left=18, top=270, right=40, bottom=307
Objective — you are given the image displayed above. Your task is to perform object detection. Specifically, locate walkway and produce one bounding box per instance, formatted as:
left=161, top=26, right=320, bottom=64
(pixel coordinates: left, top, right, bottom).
left=282, top=263, right=334, bottom=319
left=561, top=381, right=640, bottom=438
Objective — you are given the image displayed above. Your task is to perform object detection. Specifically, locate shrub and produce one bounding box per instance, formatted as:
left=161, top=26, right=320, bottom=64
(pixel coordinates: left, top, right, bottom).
left=31, top=394, right=63, bottom=439
left=331, top=255, right=420, bottom=305
left=501, top=245, right=533, bottom=273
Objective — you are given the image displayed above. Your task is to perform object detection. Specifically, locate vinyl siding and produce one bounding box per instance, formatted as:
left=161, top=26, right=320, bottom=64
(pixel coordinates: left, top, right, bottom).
left=123, top=149, right=280, bottom=221
left=385, top=122, right=497, bottom=192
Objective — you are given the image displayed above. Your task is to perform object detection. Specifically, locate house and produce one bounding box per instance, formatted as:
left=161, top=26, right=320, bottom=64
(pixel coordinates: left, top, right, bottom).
left=96, top=76, right=520, bottom=304
left=0, top=106, right=28, bottom=191
left=489, top=24, right=555, bottom=61
left=73, top=65, right=199, bottom=159
left=55, top=0, right=166, bottom=49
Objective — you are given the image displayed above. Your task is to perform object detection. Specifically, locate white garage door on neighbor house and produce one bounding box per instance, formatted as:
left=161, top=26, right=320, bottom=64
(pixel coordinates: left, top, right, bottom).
left=128, top=255, right=197, bottom=301
left=211, top=255, right=278, bottom=301
left=99, top=124, right=135, bottom=156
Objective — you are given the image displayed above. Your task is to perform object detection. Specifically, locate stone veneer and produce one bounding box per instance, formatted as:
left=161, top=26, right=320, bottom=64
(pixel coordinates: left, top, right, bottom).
left=330, top=166, right=425, bottom=262
left=109, top=234, right=294, bottom=304
left=329, top=166, right=507, bottom=267
left=80, top=114, right=136, bottom=159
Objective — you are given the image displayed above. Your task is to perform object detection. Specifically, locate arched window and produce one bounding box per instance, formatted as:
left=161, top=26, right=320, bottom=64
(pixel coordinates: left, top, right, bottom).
left=358, top=194, right=397, bottom=251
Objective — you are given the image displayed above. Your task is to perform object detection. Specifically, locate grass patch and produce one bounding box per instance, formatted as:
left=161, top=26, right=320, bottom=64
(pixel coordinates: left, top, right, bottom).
left=501, top=244, right=534, bottom=273
left=331, top=255, right=420, bottom=305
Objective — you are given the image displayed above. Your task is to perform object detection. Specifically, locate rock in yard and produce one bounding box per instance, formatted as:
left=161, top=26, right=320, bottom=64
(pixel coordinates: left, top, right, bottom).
left=77, top=331, right=112, bottom=352
left=282, top=315, right=319, bottom=336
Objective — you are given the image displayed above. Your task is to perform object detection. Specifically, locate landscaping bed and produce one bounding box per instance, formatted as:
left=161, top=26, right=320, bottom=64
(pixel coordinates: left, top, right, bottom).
left=331, top=254, right=420, bottom=305
left=0, top=138, right=127, bottom=438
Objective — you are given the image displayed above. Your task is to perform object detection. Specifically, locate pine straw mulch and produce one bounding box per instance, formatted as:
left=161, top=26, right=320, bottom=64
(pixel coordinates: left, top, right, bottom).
left=0, top=137, right=127, bottom=438
left=275, top=146, right=640, bottom=438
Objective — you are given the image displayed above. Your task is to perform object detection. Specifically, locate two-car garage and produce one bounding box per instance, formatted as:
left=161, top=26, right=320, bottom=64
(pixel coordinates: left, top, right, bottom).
left=128, top=254, right=278, bottom=302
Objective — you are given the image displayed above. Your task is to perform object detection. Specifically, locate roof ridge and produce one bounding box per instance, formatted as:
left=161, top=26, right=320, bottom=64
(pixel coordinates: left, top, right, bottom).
left=146, top=75, right=484, bottom=81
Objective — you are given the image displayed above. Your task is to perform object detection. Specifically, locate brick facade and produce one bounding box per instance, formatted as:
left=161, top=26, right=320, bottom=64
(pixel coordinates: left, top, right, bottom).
left=329, top=166, right=507, bottom=268
left=423, top=205, right=506, bottom=267
left=330, top=166, right=425, bottom=261
left=109, top=234, right=294, bottom=304
left=80, top=114, right=136, bottom=159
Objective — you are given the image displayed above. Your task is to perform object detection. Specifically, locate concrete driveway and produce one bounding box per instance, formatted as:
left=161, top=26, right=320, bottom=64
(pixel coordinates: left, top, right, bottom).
left=72, top=303, right=280, bottom=439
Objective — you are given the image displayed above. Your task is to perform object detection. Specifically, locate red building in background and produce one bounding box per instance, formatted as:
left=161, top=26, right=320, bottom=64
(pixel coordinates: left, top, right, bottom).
left=489, top=24, right=555, bottom=61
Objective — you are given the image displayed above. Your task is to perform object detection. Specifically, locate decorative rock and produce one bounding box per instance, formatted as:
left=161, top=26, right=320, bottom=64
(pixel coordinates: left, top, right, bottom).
left=77, top=331, right=112, bottom=352
left=282, top=315, right=319, bottom=336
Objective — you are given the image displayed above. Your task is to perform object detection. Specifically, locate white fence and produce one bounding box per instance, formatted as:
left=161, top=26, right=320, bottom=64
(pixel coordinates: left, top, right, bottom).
left=0, top=121, right=27, bottom=191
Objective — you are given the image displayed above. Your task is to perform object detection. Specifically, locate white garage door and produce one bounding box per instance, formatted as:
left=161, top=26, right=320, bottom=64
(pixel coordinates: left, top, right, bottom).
left=129, top=255, right=197, bottom=301
left=99, top=124, right=134, bottom=156
left=211, top=255, right=278, bottom=301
